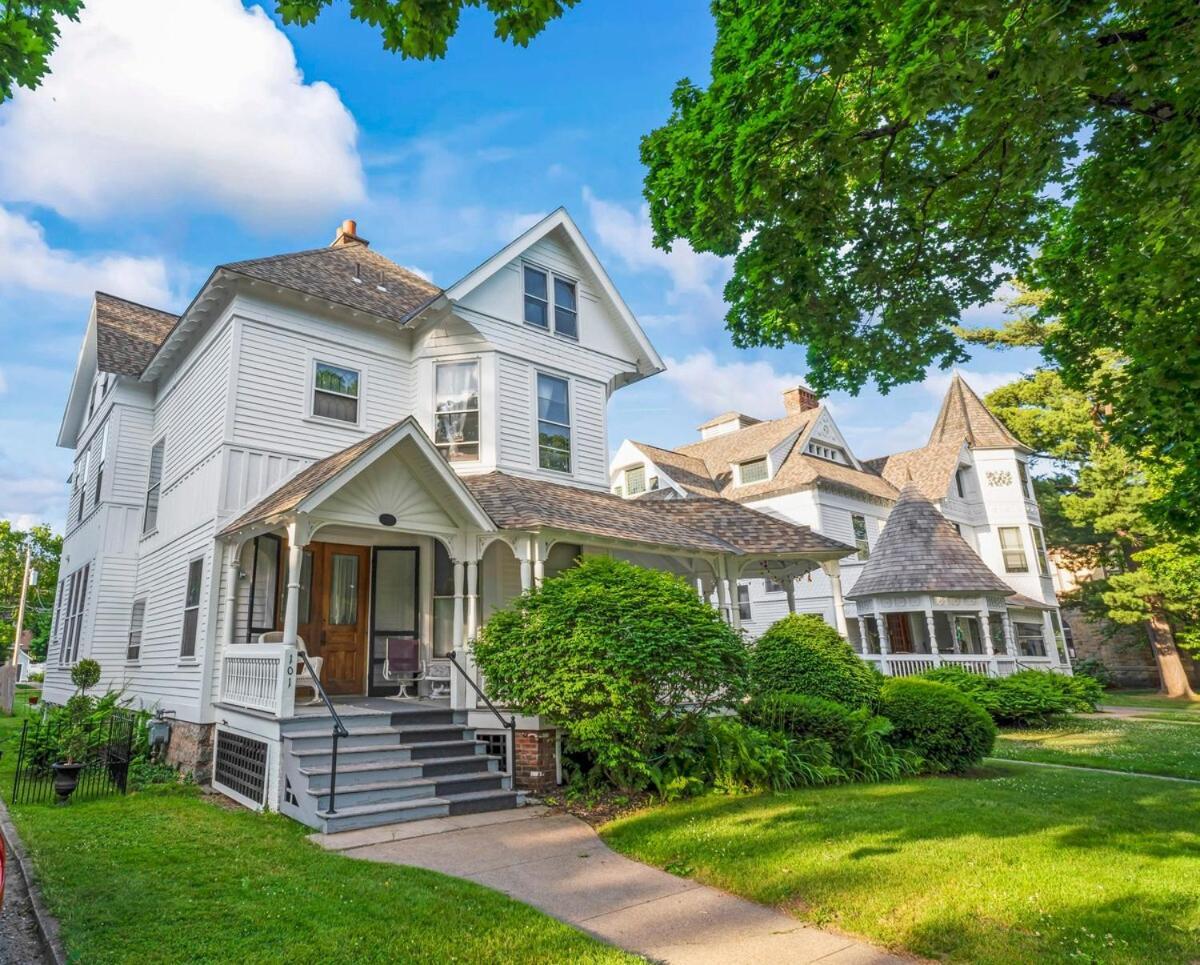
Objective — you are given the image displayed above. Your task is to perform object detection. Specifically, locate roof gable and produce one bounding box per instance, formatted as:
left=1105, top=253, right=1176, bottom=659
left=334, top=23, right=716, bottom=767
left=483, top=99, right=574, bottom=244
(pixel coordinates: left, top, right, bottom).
left=846, top=484, right=1014, bottom=598
left=929, top=373, right=1029, bottom=451
left=866, top=441, right=967, bottom=501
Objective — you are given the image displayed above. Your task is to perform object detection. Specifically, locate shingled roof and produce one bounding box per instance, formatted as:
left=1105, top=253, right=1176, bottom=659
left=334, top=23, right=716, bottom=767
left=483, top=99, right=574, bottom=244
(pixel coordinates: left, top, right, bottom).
left=628, top=441, right=722, bottom=497
left=846, top=484, right=1014, bottom=598
left=864, top=441, right=965, bottom=501
left=928, top=373, right=1029, bottom=451
left=221, top=241, right=441, bottom=325
left=94, top=292, right=179, bottom=376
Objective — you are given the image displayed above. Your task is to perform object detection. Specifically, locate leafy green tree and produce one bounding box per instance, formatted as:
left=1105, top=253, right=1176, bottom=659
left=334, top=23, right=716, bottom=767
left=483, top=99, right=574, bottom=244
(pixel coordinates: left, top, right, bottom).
left=0, top=0, right=82, bottom=102
left=640, top=0, right=1200, bottom=529
left=1, top=520, right=62, bottom=663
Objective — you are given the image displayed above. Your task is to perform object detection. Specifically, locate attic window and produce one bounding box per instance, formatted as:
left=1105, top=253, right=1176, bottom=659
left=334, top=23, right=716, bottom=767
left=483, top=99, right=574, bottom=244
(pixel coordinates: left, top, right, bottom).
left=524, top=264, right=578, bottom=338
left=806, top=442, right=843, bottom=463
left=625, top=465, right=646, bottom=496
left=737, top=457, right=768, bottom=485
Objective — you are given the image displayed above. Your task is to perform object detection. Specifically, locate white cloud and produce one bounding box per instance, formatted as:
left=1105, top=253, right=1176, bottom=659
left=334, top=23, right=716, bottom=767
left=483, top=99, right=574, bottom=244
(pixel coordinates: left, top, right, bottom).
left=0, top=206, right=173, bottom=305
left=0, top=0, right=364, bottom=226
left=662, top=350, right=807, bottom=419
left=582, top=188, right=730, bottom=301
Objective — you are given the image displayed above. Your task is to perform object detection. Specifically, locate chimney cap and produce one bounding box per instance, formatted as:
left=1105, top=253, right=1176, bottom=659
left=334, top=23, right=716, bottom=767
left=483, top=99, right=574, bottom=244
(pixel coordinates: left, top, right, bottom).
left=331, top=218, right=369, bottom=248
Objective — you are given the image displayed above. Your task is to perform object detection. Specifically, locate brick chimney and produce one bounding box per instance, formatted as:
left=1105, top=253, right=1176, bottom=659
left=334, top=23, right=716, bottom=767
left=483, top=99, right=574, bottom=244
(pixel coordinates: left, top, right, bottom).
left=782, top=384, right=819, bottom=413
left=331, top=218, right=369, bottom=247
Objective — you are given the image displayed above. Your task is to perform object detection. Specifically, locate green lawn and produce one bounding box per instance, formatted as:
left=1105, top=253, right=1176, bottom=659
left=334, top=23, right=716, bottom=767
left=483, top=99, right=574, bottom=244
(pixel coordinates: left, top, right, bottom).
left=1101, top=690, right=1200, bottom=714
left=993, top=717, right=1200, bottom=780
left=601, top=764, right=1200, bottom=964
left=0, top=714, right=632, bottom=964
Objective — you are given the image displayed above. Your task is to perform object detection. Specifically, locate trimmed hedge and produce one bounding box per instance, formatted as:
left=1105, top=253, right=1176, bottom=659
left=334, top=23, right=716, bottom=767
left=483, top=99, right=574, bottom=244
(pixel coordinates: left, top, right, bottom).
left=922, top=666, right=1104, bottom=725
left=749, top=614, right=882, bottom=708
left=879, top=678, right=996, bottom=773
left=743, top=693, right=856, bottom=747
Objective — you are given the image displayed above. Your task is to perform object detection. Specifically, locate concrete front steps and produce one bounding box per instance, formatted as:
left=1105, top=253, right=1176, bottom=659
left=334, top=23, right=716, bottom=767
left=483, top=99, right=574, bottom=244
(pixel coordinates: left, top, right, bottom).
left=278, top=702, right=520, bottom=833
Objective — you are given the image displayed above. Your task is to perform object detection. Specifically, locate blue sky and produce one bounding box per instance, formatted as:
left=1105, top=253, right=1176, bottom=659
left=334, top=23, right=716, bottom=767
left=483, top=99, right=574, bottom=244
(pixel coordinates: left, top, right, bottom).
left=0, top=0, right=1041, bottom=530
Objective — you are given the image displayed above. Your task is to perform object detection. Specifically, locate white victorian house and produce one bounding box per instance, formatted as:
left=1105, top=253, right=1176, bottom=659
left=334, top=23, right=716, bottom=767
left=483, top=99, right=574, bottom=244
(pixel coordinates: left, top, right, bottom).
left=610, top=376, right=1071, bottom=678
left=46, top=212, right=854, bottom=831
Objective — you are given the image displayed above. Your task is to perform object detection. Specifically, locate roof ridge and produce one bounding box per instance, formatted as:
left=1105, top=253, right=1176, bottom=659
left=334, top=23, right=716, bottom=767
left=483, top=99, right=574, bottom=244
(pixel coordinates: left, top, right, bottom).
left=95, top=290, right=179, bottom=318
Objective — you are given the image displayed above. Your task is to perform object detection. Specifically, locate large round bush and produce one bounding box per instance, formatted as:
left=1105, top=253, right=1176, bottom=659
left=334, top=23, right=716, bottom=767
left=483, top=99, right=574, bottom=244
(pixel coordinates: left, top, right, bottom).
left=749, top=614, right=881, bottom=708
left=472, top=556, right=748, bottom=788
left=879, top=678, right=996, bottom=773
left=743, top=692, right=856, bottom=747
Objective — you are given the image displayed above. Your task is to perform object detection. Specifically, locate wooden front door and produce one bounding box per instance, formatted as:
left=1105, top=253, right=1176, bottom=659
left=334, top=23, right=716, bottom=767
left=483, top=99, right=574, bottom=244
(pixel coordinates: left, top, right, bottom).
left=300, top=543, right=370, bottom=695
left=886, top=613, right=914, bottom=653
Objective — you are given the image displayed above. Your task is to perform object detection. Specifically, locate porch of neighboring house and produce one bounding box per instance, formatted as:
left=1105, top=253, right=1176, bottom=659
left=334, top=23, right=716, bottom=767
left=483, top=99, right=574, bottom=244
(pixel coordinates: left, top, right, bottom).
left=204, top=420, right=855, bottom=831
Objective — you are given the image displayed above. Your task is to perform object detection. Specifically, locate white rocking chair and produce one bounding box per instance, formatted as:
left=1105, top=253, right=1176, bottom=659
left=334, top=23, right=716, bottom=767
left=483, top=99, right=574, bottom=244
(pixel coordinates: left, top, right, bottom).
left=258, top=631, right=324, bottom=705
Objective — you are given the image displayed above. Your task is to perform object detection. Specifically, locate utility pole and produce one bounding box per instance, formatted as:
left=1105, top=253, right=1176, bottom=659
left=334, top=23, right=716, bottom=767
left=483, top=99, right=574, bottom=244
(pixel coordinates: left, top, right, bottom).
left=11, top=543, right=33, bottom=666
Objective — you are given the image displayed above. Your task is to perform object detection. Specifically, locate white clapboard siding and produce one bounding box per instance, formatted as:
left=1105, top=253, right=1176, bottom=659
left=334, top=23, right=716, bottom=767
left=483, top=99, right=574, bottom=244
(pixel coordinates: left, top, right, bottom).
left=153, top=321, right=232, bottom=487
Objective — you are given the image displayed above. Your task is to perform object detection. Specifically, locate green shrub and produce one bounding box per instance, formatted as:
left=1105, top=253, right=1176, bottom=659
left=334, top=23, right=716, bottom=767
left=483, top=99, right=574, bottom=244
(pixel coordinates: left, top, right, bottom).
left=473, top=556, right=748, bottom=790
left=1055, top=672, right=1105, bottom=711
left=921, top=666, right=1103, bottom=725
left=652, top=717, right=841, bottom=798
left=71, top=658, right=101, bottom=692
left=749, top=614, right=882, bottom=708
left=1071, top=657, right=1113, bottom=689
left=28, top=671, right=44, bottom=683
left=879, top=678, right=996, bottom=773
left=744, top=692, right=921, bottom=782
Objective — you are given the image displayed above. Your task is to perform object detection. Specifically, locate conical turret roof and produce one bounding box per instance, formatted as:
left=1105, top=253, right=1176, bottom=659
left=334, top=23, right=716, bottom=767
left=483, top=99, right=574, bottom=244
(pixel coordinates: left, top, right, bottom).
left=929, top=373, right=1029, bottom=450
left=846, top=484, right=1014, bottom=598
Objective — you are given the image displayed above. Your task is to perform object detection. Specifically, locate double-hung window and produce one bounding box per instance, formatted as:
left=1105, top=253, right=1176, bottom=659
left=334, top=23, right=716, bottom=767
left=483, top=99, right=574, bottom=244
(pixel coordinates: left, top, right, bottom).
left=737, top=583, right=752, bottom=622
left=625, top=465, right=646, bottom=496
left=246, top=534, right=281, bottom=640
left=1017, top=461, right=1034, bottom=499
left=955, top=467, right=967, bottom=498
left=143, top=439, right=164, bottom=535
left=180, top=558, right=204, bottom=659
left=94, top=422, right=108, bottom=508
left=536, top=373, right=571, bottom=472
left=524, top=265, right=578, bottom=338
left=127, top=599, right=146, bottom=662
left=58, top=564, right=90, bottom=665
left=1031, top=525, right=1050, bottom=576
left=313, top=361, right=360, bottom=424
left=75, top=447, right=90, bottom=523
left=999, top=526, right=1028, bottom=573
left=851, top=513, right=870, bottom=560
left=434, top=361, right=480, bottom=462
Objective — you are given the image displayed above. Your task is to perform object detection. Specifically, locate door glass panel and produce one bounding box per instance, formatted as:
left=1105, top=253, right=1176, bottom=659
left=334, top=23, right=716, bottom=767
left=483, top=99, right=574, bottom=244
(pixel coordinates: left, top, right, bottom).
left=328, top=553, right=359, bottom=625
left=298, top=550, right=313, bottom=624
left=375, top=549, right=417, bottom=632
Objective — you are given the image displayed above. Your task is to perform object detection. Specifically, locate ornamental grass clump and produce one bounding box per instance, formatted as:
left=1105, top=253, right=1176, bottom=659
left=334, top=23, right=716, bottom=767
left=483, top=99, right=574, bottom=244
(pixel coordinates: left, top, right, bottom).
left=749, top=614, right=882, bottom=708
left=472, top=556, right=748, bottom=791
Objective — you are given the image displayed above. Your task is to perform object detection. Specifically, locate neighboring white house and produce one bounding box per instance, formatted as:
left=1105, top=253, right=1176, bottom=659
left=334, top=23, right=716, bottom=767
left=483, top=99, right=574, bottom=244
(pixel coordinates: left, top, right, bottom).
left=46, top=211, right=854, bottom=831
left=610, top=377, right=1071, bottom=678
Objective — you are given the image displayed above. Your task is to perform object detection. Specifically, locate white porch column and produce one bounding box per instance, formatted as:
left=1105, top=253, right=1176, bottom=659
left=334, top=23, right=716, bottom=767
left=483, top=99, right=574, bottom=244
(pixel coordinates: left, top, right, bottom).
left=979, top=609, right=997, bottom=675
left=924, top=607, right=941, bottom=666
left=221, top=542, right=241, bottom=650
left=519, top=558, right=532, bottom=592
left=875, top=607, right=891, bottom=675
left=1042, top=610, right=1061, bottom=668
left=465, top=560, right=479, bottom=642
left=821, top=561, right=849, bottom=636
left=784, top=580, right=796, bottom=615
left=533, top=558, right=546, bottom=589
left=729, top=578, right=742, bottom=631
left=715, top=573, right=732, bottom=625
left=282, top=517, right=310, bottom=647
left=1002, top=611, right=1017, bottom=660
left=855, top=615, right=869, bottom=654
left=452, top=560, right=465, bottom=654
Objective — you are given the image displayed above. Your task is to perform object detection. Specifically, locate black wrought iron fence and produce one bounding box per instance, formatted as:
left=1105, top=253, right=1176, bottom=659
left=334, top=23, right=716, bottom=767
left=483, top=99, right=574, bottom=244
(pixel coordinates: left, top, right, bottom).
left=11, top=708, right=136, bottom=805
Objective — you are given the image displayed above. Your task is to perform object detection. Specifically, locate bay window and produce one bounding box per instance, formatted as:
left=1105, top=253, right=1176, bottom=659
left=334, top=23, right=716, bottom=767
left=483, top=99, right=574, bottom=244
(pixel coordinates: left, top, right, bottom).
left=434, top=360, right=481, bottom=462
left=536, top=373, right=571, bottom=472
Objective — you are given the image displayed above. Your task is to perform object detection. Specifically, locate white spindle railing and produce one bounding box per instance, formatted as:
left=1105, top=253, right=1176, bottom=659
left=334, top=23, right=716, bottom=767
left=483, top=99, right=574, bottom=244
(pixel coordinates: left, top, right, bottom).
left=885, top=655, right=938, bottom=677
left=939, top=655, right=993, bottom=675
left=219, top=644, right=296, bottom=718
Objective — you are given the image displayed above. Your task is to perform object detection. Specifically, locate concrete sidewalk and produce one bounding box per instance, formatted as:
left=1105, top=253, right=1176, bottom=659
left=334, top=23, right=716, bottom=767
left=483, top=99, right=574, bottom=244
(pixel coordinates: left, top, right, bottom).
left=312, top=806, right=905, bottom=964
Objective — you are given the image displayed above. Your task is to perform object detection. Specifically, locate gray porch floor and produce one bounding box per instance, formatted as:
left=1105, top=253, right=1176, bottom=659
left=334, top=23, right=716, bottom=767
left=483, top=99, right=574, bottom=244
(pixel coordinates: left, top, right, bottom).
left=288, top=695, right=451, bottom=719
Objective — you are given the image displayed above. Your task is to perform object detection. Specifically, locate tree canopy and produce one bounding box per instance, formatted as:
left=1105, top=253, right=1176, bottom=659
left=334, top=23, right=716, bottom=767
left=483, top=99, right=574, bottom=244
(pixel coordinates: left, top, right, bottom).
left=0, top=1, right=81, bottom=102
left=0, top=519, right=62, bottom=662
left=642, top=0, right=1200, bottom=530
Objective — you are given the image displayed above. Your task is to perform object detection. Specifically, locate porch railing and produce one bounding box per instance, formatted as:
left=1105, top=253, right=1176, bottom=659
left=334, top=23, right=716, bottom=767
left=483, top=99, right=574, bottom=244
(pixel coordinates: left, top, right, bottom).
left=296, top=650, right=350, bottom=815
left=862, top=652, right=1055, bottom=678
left=448, top=650, right=515, bottom=777
left=219, top=644, right=296, bottom=718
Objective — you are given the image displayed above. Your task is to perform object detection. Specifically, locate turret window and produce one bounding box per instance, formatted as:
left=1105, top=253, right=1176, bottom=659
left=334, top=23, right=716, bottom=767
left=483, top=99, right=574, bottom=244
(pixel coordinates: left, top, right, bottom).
left=999, top=527, right=1028, bottom=573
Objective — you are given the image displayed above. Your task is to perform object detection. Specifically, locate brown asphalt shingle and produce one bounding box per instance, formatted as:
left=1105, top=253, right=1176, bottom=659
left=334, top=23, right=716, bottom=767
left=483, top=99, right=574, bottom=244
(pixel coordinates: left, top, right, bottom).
left=846, top=484, right=1014, bottom=598
left=864, top=442, right=964, bottom=502
left=627, top=442, right=722, bottom=497
left=222, top=242, right=441, bottom=325
left=928, top=373, right=1029, bottom=450
left=94, top=292, right=179, bottom=376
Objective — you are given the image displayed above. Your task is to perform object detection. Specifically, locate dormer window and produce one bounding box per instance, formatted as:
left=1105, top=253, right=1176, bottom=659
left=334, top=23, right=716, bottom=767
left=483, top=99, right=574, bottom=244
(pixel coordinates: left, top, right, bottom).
left=737, top=457, right=768, bottom=485
left=524, top=264, right=578, bottom=339
left=806, top=442, right=844, bottom=463
left=625, top=465, right=646, bottom=496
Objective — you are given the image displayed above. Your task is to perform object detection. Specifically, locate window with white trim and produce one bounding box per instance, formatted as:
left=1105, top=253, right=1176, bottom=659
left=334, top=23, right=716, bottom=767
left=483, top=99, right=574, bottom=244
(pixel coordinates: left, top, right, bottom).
left=1031, top=525, right=1050, bottom=576
left=180, top=557, right=204, bottom=659
left=737, top=457, right=768, bottom=485
left=737, top=583, right=752, bottom=621
left=625, top=465, right=646, bottom=496
left=806, top=441, right=845, bottom=463
left=75, top=446, right=90, bottom=524
left=143, top=439, right=164, bottom=534
left=955, top=467, right=968, bottom=498
left=94, top=422, right=108, bottom=508
left=524, top=265, right=579, bottom=338
left=434, top=360, right=480, bottom=462
left=999, top=526, right=1028, bottom=573
left=851, top=513, right=870, bottom=560
left=765, top=576, right=786, bottom=594
left=57, top=563, right=90, bottom=665
left=127, top=599, right=146, bottom=662
left=312, top=361, right=360, bottom=424
left=1017, top=460, right=1034, bottom=499
left=1014, top=621, right=1047, bottom=657
left=536, top=373, right=571, bottom=472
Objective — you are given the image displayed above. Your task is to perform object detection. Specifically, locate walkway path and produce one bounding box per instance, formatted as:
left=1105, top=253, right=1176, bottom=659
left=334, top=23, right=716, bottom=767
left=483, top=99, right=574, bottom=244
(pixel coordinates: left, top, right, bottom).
left=312, top=806, right=904, bottom=964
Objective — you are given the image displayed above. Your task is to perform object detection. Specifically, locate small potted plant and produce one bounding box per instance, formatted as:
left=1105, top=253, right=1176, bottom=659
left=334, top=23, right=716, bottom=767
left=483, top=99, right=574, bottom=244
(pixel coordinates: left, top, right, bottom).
left=51, top=659, right=101, bottom=804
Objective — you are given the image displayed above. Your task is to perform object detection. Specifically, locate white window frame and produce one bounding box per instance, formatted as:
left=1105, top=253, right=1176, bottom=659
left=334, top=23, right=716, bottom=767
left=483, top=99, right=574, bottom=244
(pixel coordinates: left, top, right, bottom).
left=999, top=526, right=1029, bottom=573
left=57, top=563, right=91, bottom=666
left=535, top=371, right=572, bottom=474
left=1017, top=460, right=1034, bottom=499
left=737, top=583, right=752, bottom=621
left=523, top=262, right=580, bottom=340
left=180, top=557, right=204, bottom=660
left=736, top=457, right=769, bottom=485
left=433, top=359, right=482, bottom=463
left=851, top=513, right=870, bottom=560
left=310, top=359, right=363, bottom=427
left=94, top=421, right=108, bottom=508
left=143, top=437, right=165, bottom=536
left=625, top=465, right=647, bottom=496
left=1031, top=524, right=1050, bottom=577
left=127, top=598, right=146, bottom=663
left=955, top=467, right=968, bottom=498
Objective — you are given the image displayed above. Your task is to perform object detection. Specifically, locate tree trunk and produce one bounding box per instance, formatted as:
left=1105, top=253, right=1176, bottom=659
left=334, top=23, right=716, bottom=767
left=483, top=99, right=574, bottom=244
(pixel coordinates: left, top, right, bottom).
left=1146, top=604, right=1196, bottom=699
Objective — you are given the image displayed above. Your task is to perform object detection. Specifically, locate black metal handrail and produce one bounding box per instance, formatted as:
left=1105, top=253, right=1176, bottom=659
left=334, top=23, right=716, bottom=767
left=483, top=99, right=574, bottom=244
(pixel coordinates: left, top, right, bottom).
left=296, top=651, right=349, bottom=815
left=447, top=651, right=516, bottom=772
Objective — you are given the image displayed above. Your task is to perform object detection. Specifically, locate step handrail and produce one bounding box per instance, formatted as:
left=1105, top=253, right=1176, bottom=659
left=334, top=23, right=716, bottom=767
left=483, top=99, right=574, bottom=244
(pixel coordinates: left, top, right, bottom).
left=296, top=651, right=349, bottom=815
left=448, top=651, right=516, bottom=775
